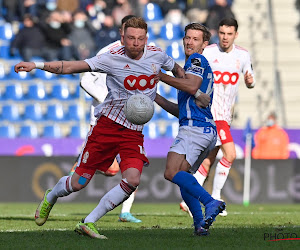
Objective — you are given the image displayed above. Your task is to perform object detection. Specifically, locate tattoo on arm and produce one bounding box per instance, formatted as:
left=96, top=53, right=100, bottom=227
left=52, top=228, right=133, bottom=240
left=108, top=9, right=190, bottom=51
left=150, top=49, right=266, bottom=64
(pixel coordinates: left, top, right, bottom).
left=61, top=61, right=63, bottom=74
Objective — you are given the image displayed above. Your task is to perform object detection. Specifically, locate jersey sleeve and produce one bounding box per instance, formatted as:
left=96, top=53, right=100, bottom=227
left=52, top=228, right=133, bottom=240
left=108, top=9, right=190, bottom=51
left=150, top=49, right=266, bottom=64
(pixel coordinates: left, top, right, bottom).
left=243, top=52, right=255, bottom=77
left=161, top=51, right=175, bottom=71
left=84, top=52, right=112, bottom=74
left=184, top=53, right=208, bottom=79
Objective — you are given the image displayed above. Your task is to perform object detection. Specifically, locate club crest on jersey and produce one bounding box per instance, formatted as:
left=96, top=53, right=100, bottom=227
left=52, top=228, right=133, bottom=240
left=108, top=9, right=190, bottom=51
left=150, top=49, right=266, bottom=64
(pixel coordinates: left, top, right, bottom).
left=82, top=151, right=89, bottom=163
left=151, top=64, right=157, bottom=74
left=124, top=74, right=157, bottom=90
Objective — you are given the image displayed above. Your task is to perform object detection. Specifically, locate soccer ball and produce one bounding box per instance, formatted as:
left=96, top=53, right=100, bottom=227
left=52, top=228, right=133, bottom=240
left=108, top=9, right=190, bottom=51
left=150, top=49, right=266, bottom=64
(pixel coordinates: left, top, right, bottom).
left=124, top=94, right=154, bottom=125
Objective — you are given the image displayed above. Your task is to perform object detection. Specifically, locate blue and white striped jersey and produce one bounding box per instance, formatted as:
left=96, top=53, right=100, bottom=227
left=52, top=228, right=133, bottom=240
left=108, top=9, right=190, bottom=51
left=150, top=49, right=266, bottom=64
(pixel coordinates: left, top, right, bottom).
left=178, top=53, right=215, bottom=128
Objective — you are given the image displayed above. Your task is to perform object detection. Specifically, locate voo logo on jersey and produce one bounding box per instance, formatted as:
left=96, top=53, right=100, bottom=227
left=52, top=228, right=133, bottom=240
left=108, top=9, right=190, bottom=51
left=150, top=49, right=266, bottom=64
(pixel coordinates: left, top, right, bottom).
left=214, top=71, right=239, bottom=85
left=124, top=74, right=158, bottom=90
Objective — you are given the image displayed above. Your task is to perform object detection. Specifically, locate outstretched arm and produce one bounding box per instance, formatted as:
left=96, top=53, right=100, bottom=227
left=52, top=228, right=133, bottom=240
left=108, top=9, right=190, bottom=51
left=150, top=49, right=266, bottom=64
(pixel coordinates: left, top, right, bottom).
left=171, top=62, right=185, bottom=79
left=155, top=93, right=179, bottom=118
left=15, top=61, right=91, bottom=75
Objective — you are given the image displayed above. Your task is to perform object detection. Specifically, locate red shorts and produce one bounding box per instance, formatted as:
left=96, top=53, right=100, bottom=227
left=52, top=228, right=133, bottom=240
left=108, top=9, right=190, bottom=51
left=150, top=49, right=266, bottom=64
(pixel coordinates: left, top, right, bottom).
left=215, top=120, right=233, bottom=145
left=75, top=116, right=148, bottom=180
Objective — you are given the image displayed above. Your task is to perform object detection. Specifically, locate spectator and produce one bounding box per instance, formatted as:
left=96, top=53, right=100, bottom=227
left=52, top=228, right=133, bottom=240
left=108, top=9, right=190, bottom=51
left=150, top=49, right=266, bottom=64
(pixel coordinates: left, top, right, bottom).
left=68, top=10, right=96, bottom=59
left=185, top=0, right=209, bottom=24
left=94, top=15, right=120, bottom=51
left=112, top=0, right=134, bottom=26
left=40, top=10, right=73, bottom=60
left=3, top=0, right=25, bottom=22
left=252, top=112, right=290, bottom=159
left=10, top=14, right=49, bottom=61
left=57, top=0, right=79, bottom=14
left=86, top=0, right=107, bottom=30
left=205, top=0, right=235, bottom=43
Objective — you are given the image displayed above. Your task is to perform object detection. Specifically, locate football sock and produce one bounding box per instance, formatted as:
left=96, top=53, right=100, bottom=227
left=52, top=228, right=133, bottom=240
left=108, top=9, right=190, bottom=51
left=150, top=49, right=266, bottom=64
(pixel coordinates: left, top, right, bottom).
left=180, top=187, right=203, bottom=226
left=47, top=176, right=73, bottom=204
left=212, top=157, right=231, bottom=200
left=172, top=171, right=213, bottom=206
left=84, top=179, right=136, bottom=223
left=121, top=190, right=136, bottom=214
left=193, top=164, right=208, bottom=186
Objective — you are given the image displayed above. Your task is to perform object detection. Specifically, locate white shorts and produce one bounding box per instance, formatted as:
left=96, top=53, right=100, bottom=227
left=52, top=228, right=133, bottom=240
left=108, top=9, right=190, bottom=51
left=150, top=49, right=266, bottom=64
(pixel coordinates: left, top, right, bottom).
left=169, top=125, right=217, bottom=174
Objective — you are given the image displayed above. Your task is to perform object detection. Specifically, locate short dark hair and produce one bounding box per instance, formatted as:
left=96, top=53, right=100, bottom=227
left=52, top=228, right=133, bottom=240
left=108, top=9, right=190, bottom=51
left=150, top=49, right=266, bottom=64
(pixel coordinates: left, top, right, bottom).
left=219, top=18, right=238, bottom=31
left=184, top=23, right=211, bottom=42
left=121, top=15, right=136, bottom=25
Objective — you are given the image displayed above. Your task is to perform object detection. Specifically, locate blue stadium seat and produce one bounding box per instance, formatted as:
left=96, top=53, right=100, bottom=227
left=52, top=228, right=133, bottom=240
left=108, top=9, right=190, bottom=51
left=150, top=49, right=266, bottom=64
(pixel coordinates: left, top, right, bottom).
left=165, top=122, right=179, bottom=138
left=147, top=26, right=157, bottom=41
left=143, top=122, right=159, bottom=139
left=23, top=103, right=43, bottom=121
left=166, top=42, right=185, bottom=61
left=27, top=83, right=47, bottom=100
left=35, top=69, right=57, bottom=80
left=73, top=85, right=93, bottom=100
left=143, top=3, right=163, bottom=21
left=69, top=125, right=87, bottom=138
left=0, top=44, right=10, bottom=59
left=51, top=83, right=70, bottom=100
left=68, top=104, right=84, bottom=121
left=0, top=63, right=6, bottom=80
left=1, top=104, right=20, bottom=121
left=160, top=23, right=183, bottom=41
left=46, top=104, right=65, bottom=121
left=42, top=124, right=62, bottom=138
left=0, top=22, right=13, bottom=41
left=4, top=84, right=24, bottom=100
left=9, top=65, right=32, bottom=80
left=160, top=109, right=177, bottom=121
left=0, top=125, right=16, bottom=138
left=19, top=124, right=39, bottom=138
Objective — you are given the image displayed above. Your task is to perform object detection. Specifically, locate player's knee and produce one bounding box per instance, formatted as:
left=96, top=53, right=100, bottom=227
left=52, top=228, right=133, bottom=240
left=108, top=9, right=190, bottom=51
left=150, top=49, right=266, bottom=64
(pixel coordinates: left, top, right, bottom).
left=164, top=169, right=174, bottom=181
left=125, top=176, right=140, bottom=187
left=224, top=152, right=236, bottom=163
left=71, top=176, right=89, bottom=191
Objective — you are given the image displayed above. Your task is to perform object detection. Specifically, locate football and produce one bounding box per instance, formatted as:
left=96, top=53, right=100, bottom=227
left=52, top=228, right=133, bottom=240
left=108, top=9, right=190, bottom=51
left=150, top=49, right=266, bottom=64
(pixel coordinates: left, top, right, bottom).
left=124, top=94, right=154, bottom=125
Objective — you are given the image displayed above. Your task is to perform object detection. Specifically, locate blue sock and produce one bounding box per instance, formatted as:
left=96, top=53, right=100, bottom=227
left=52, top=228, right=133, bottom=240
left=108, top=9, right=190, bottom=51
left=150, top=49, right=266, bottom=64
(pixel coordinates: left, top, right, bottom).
left=180, top=187, right=203, bottom=227
left=172, top=171, right=213, bottom=206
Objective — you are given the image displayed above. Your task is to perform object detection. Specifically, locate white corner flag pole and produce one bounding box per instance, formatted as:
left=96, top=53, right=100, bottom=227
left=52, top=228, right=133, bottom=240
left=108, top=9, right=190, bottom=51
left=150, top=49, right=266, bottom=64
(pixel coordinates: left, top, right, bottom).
left=243, top=133, right=252, bottom=207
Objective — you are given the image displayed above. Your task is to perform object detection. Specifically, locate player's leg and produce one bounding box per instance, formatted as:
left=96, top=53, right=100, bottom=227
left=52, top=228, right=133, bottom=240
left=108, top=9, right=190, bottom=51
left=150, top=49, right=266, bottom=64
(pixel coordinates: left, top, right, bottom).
left=35, top=172, right=91, bottom=226
left=83, top=159, right=142, bottom=224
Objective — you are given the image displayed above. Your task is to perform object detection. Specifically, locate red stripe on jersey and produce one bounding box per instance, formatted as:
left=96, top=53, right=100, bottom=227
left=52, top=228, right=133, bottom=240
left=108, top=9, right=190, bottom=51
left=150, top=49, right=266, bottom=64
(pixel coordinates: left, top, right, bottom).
left=147, top=46, right=162, bottom=52
left=235, top=45, right=248, bottom=52
left=112, top=100, right=123, bottom=121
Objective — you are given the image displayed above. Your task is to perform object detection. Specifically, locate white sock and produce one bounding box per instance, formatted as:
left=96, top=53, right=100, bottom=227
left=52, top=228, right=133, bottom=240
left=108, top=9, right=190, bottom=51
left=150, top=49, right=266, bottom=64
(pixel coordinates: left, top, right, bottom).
left=47, top=176, right=73, bottom=204
left=193, top=164, right=208, bottom=186
left=84, top=179, right=136, bottom=223
left=212, top=157, right=231, bottom=200
left=121, top=191, right=136, bottom=214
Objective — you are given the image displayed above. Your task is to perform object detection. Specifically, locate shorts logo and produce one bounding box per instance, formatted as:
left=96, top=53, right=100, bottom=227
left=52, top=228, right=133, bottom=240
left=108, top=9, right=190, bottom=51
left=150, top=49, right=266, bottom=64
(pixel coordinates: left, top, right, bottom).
left=82, top=151, right=89, bottom=163
left=219, top=129, right=227, bottom=140
left=82, top=173, right=91, bottom=179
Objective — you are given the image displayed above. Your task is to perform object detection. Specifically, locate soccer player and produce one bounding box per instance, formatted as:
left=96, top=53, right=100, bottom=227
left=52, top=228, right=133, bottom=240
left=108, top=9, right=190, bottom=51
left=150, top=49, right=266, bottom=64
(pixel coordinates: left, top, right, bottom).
left=69, top=15, right=142, bottom=223
left=180, top=18, right=255, bottom=216
left=14, top=17, right=200, bottom=239
left=155, top=23, right=226, bottom=236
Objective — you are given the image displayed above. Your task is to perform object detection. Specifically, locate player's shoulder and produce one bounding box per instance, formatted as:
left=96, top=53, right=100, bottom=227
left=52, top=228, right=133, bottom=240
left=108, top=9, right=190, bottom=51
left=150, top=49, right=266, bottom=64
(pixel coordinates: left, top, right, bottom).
left=189, top=53, right=209, bottom=64
left=205, top=43, right=218, bottom=50
left=146, top=45, right=164, bottom=53
left=97, top=40, right=122, bottom=55
left=234, top=44, right=250, bottom=55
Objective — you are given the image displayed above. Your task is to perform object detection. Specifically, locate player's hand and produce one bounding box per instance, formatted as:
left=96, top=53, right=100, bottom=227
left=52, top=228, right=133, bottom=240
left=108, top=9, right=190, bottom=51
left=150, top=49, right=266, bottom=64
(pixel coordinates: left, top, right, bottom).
left=244, top=70, right=253, bottom=85
left=195, top=93, right=211, bottom=108
left=14, top=62, right=35, bottom=73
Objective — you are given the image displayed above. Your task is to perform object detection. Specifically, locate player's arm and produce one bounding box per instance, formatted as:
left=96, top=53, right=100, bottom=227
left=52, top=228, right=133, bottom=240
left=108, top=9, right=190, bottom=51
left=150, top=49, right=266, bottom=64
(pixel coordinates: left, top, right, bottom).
left=15, top=60, right=91, bottom=74
left=80, top=72, right=108, bottom=103
left=171, top=62, right=185, bottom=78
left=243, top=53, right=255, bottom=88
left=159, top=71, right=211, bottom=108
left=155, top=93, right=179, bottom=118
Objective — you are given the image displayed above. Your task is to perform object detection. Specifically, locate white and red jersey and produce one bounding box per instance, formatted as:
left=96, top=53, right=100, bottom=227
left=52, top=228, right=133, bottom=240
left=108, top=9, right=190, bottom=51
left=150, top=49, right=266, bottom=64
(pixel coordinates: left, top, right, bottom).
left=203, top=43, right=254, bottom=125
left=84, top=45, right=175, bottom=131
left=81, top=41, right=122, bottom=125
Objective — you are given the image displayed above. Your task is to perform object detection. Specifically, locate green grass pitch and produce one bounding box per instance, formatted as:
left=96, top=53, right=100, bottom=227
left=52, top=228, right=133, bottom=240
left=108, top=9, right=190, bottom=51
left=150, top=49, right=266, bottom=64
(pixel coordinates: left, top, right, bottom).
left=0, top=203, right=299, bottom=249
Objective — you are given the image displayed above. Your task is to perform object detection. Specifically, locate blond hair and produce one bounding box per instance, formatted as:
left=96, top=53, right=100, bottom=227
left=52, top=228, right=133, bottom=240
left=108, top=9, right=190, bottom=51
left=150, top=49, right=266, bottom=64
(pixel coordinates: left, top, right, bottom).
left=124, top=17, right=148, bottom=33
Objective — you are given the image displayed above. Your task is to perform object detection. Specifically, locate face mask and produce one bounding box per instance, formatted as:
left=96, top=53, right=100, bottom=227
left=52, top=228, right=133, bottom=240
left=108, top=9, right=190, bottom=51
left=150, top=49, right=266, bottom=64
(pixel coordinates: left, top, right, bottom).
left=46, top=2, right=57, bottom=11
left=74, top=20, right=85, bottom=29
left=49, top=21, right=61, bottom=29
left=266, top=119, right=275, bottom=127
